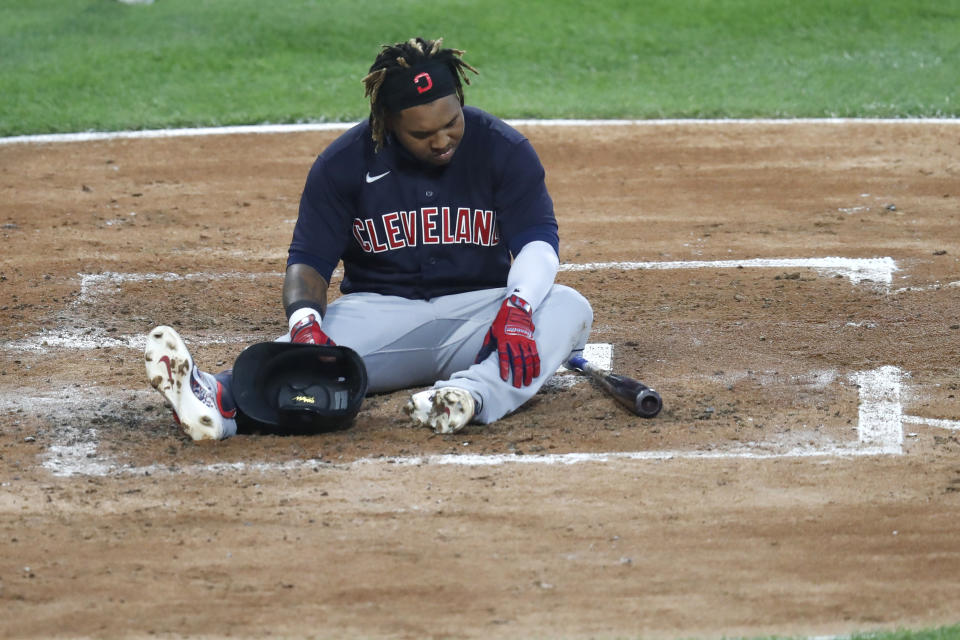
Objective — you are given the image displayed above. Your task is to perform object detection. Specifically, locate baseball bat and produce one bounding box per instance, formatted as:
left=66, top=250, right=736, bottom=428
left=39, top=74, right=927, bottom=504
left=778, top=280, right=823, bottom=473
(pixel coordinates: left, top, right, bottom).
left=565, top=355, right=662, bottom=418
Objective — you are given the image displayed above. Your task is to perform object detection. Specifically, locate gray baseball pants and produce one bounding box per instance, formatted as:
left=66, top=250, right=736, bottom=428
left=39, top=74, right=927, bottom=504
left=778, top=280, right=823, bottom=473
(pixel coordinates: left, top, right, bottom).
left=318, top=285, right=593, bottom=423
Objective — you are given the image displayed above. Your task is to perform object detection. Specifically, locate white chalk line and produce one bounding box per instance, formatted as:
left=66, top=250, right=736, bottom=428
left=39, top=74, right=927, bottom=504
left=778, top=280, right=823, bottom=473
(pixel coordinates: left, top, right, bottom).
left=891, top=280, right=960, bottom=295
left=10, top=342, right=611, bottom=477
left=11, top=364, right=927, bottom=477
left=3, top=257, right=897, bottom=354
left=560, top=256, right=897, bottom=289
left=903, top=416, right=960, bottom=431
left=83, top=441, right=901, bottom=479
left=0, top=259, right=930, bottom=476
left=3, top=117, right=959, bottom=146
left=75, top=270, right=283, bottom=305
left=27, top=364, right=960, bottom=475
left=79, top=255, right=893, bottom=304
left=854, top=366, right=903, bottom=452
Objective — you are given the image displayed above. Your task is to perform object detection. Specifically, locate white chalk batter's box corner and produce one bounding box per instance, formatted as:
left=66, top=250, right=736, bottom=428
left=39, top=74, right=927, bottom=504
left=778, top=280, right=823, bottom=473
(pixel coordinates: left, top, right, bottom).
left=22, top=364, right=960, bottom=479
left=4, top=256, right=898, bottom=355
left=8, top=255, right=960, bottom=477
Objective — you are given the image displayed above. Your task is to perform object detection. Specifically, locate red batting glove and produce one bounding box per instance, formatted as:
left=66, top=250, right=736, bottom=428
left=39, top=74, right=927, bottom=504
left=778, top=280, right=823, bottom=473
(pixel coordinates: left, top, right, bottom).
left=290, top=313, right=336, bottom=346
left=475, top=295, right=540, bottom=388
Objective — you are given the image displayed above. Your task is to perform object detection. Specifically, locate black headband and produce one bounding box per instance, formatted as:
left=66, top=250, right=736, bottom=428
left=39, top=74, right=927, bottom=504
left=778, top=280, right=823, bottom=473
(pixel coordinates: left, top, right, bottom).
left=379, top=60, right=457, bottom=112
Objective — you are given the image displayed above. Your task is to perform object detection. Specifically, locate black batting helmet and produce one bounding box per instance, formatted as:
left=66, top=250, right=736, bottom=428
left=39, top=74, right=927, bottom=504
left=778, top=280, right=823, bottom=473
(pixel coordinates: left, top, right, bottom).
left=231, top=342, right=368, bottom=435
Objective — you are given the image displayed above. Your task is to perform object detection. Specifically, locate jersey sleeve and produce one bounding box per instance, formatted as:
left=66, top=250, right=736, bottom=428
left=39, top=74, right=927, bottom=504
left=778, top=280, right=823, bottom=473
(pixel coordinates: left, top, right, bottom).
left=287, top=155, right=355, bottom=283
left=494, top=138, right=560, bottom=257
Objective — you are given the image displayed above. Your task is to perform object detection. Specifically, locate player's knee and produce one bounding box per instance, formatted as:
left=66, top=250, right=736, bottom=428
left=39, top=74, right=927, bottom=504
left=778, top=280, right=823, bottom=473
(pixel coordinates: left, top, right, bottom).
left=545, top=284, right=593, bottom=327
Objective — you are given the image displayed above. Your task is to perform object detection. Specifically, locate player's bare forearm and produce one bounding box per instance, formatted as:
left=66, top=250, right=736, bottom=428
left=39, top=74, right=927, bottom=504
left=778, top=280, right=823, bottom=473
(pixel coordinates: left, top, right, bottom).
left=282, top=263, right=329, bottom=317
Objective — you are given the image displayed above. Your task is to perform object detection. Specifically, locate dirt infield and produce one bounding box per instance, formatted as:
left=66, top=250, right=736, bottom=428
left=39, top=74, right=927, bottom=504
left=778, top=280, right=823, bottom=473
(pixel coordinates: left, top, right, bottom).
left=2, top=121, right=959, bottom=639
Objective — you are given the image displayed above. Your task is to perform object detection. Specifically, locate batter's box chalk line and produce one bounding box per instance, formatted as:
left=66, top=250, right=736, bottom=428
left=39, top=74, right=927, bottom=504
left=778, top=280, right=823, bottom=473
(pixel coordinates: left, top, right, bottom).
left=2, top=257, right=897, bottom=354
left=22, top=365, right=959, bottom=478
left=75, top=270, right=284, bottom=305
left=559, top=256, right=898, bottom=289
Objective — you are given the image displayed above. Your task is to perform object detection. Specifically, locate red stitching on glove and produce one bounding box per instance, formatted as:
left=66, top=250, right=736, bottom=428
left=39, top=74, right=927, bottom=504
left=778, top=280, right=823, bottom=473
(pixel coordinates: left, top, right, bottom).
left=290, top=314, right=336, bottom=346
left=475, top=295, right=540, bottom=388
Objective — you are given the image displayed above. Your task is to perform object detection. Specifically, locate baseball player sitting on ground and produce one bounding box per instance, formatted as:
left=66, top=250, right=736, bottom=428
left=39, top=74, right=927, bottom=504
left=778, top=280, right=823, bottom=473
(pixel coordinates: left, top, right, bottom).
left=145, top=36, right=594, bottom=440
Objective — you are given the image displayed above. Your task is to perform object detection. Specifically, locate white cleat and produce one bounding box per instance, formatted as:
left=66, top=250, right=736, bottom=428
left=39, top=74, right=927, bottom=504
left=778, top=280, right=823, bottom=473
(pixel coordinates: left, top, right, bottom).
left=404, top=387, right=476, bottom=434
left=144, top=325, right=237, bottom=441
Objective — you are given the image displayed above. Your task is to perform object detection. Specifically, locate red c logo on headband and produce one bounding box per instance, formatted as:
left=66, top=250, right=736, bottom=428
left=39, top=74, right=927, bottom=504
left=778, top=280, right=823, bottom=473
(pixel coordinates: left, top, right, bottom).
left=413, top=72, right=433, bottom=94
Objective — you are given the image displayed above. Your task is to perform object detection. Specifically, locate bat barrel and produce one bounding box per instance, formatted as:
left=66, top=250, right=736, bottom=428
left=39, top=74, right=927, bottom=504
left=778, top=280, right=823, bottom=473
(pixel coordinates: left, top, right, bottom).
left=565, top=355, right=662, bottom=418
left=634, top=388, right=663, bottom=418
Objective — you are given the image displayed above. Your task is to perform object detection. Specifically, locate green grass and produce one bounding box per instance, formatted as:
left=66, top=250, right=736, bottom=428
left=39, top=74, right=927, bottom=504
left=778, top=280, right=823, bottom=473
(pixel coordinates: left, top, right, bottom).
left=849, top=627, right=960, bottom=640
left=733, top=625, right=960, bottom=640
left=1, top=0, right=958, bottom=136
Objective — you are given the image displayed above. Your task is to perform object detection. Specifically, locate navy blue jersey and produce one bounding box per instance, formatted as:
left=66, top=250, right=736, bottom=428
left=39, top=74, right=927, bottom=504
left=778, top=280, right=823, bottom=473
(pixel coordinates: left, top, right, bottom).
left=287, top=106, right=559, bottom=300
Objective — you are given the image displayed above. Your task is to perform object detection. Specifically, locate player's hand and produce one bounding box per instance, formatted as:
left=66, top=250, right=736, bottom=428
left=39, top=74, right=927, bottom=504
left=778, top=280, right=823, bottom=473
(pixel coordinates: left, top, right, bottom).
left=475, top=295, right=540, bottom=388
left=290, top=313, right=336, bottom=346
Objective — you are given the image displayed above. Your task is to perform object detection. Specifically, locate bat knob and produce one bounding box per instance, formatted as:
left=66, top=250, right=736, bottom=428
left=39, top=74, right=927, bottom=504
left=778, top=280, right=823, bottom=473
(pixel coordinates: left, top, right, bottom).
left=635, top=389, right=662, bottom=418
left=564, top=355, right=587, bottom=371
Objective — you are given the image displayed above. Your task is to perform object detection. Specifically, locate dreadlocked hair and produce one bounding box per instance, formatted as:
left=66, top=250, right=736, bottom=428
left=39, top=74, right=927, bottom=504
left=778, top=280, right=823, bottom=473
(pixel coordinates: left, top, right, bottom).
left=361, top=37, right=479, bottom=151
